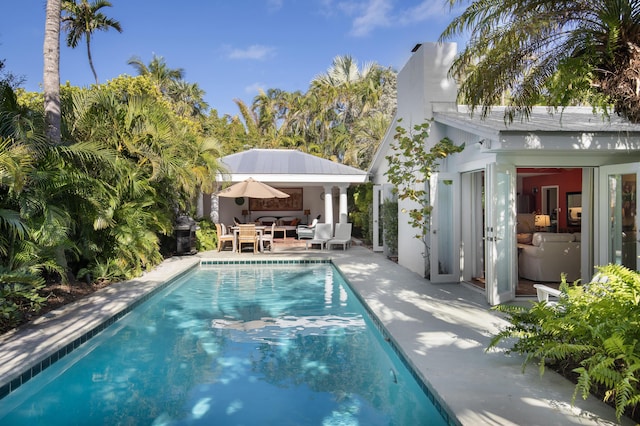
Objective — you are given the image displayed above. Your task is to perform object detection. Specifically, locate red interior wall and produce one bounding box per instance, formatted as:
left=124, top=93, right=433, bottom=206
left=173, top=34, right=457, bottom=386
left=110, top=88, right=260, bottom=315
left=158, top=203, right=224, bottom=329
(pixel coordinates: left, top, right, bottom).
left=520, top=169, right=582, bottom=230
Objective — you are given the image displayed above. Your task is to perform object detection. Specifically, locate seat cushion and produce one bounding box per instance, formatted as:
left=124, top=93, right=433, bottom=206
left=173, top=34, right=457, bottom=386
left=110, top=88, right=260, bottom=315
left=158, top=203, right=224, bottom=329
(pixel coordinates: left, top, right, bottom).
left=517, top=233, right=533, bottom=244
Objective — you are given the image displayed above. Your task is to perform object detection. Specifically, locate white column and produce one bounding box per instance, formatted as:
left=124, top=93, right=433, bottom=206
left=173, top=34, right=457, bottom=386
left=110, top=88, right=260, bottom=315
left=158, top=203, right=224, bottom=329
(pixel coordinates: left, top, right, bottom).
left=323, top=185, right=334, bottom=227
left=211, top=196, right=220, bottom=223
left=196, top=192, right=204, bottom=218
left=338, top=185, right=348, bottom=223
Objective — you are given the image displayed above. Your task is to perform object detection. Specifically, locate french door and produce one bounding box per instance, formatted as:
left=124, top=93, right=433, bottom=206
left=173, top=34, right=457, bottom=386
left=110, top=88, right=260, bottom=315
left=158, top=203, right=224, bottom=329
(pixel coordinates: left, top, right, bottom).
left=598, top=164, right=640, bottom=270
left=430, top=173, right=460, bottom=282
left=485, top=163, right=517, bottom=305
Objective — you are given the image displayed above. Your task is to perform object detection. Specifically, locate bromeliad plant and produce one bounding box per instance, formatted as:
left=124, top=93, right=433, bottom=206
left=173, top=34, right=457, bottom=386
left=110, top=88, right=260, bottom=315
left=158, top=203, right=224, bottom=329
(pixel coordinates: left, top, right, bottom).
left=489, top=264, right=640, bottom=421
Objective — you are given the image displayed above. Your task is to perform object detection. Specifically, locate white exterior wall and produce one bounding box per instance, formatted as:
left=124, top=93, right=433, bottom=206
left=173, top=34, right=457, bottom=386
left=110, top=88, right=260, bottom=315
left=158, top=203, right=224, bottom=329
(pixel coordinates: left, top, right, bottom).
left=393, top=42, right=459, bottom=276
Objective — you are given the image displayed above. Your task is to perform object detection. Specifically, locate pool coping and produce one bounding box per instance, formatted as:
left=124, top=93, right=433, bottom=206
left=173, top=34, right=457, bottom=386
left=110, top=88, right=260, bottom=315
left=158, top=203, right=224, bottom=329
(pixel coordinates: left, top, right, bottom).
left=0, top=247, right=632, bottom=425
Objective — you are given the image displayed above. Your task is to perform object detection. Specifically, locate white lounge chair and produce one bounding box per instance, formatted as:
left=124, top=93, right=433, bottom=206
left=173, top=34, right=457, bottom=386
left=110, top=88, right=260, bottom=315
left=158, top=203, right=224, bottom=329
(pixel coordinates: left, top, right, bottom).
left=305, top=223, right=332, bottom=250
left=326, top=223, right=352, bottom=250
left=533, top=284, right=561, bottom=304
left=297, top=216, right=319, bottom=239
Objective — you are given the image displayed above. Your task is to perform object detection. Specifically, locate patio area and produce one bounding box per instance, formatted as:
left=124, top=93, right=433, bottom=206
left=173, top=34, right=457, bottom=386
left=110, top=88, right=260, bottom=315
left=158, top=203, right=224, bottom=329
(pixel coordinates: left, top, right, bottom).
left=0, top=245, right=630, bottom=425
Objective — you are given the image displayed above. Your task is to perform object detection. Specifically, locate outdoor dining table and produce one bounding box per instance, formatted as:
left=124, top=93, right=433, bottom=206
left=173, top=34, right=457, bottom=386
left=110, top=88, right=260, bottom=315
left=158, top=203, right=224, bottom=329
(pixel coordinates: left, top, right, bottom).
left=230, top=225, right=267, bottom=252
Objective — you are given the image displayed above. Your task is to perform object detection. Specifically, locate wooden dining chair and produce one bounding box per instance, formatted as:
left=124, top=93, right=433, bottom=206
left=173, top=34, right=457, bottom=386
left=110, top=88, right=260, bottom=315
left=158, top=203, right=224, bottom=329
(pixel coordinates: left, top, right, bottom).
left=215, top=223, right=234, bottom=252
left=237, top=224, right=258, bottom=253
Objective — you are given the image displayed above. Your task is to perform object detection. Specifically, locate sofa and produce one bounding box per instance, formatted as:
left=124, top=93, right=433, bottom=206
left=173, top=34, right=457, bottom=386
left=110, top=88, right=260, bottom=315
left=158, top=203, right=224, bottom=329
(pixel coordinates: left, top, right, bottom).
left=518, top=232, right=581, bottom=282
left=516, top=213, right=536, bottom=244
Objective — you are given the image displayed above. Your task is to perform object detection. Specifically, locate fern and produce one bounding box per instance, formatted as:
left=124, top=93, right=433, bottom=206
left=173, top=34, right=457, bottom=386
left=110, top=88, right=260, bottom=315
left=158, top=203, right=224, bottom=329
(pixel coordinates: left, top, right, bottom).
left=490, top=265, right=640, bottom=421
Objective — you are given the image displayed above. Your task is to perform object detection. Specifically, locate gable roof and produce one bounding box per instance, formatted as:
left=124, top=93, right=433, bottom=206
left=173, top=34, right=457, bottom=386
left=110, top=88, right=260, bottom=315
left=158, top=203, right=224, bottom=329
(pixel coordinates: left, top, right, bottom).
left=219, top=149, right=368, bottom=184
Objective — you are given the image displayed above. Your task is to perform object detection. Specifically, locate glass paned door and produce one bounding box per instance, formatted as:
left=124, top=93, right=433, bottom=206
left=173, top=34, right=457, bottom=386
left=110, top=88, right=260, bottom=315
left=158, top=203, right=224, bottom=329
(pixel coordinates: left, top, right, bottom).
left=430, top=173, right=460, bottom=283
left=599, top=164, right=639, bottom=270
left=485, top=163, right=516, bottom=305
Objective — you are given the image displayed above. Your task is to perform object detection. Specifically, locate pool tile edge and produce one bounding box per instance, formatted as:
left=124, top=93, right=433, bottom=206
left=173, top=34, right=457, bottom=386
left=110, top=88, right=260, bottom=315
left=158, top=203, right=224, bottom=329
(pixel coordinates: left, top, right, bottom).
left=0, top=256, right=201, bottom=398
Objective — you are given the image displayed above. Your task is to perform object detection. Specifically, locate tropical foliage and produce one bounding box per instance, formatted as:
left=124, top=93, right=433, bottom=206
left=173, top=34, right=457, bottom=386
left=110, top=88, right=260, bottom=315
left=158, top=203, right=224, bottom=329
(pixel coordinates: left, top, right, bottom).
left=1, top=0, right=396, bottom=330
left=382, top=198, right=398, bottom=256
left=227, top=55, right=397, bottom=169
left=0, top=70, right=224, bottom=329
left=489, top=264, right=640, bottom=422
left=350, top=182, right=373, bottom=245
left=440, top=0, right=640, bottom=122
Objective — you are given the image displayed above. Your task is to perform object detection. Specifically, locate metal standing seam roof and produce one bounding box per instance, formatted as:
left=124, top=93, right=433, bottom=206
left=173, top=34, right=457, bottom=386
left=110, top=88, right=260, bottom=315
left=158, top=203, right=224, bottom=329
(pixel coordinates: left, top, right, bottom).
left=434, top=106, right=640, bottom=135
left=220, top=149, right=368, bottom=178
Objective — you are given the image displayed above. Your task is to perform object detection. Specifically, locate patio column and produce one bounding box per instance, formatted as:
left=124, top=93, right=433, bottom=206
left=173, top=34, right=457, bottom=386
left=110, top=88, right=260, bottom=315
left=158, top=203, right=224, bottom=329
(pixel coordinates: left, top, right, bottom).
left=338, top=185, right=348, bottom=223
left=196, top=192, right=203, bottom=218
left=323, top=185, right=334, bottom=227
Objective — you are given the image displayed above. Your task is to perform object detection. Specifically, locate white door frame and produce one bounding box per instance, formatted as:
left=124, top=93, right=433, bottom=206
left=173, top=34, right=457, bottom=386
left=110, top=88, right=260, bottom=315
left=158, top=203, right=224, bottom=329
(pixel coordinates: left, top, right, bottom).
left=430, top=172, right=461, bottom=283
left=485, top=163, right=517, bottom=305
left=597, top=163, right=640, bottom=270
left=460, top=171, right=485, bottom=282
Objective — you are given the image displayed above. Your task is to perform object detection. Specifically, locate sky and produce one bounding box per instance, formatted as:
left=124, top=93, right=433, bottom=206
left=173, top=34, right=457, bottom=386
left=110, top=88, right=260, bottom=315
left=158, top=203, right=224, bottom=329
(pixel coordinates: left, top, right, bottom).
left=1, top=0, right=464, bottom=118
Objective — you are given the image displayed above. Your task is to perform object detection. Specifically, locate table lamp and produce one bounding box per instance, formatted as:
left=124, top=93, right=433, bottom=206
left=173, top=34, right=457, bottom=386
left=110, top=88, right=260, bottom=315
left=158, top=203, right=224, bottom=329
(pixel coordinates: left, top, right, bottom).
left=534, top=214, right=550, bottom=230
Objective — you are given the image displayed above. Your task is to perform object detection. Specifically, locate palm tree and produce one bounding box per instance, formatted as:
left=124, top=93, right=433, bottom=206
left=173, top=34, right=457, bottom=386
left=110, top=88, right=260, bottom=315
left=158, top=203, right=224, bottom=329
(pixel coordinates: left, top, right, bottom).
left=127, top=55, right=184, bottom=95
left=61, top=0, right=122, bottom=84
left=167, top=80, right=209, bottom=118
left=44, top=0, right=62, bottom=145
left=309, top=55, right=390, bottom=161
left=440, top=0, right=640, bottom=122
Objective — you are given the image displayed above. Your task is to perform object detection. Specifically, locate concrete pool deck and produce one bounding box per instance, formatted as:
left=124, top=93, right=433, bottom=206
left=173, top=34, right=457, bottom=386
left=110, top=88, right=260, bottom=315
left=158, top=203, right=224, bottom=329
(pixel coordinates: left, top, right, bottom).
left=0, top=245, right=632, bottom=425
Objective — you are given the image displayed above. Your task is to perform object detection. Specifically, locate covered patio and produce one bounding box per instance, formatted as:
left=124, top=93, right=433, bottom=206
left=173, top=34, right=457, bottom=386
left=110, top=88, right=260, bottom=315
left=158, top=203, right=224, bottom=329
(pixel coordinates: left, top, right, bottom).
left=198, top=149, right=368, bottom=233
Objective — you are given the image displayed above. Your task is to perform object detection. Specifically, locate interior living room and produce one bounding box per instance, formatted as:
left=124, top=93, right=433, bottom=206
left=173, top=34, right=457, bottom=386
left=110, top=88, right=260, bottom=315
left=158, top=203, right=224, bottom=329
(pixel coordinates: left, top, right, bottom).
left=516, top=168, right=583, bottom=293
left=469, top=167, right=584, bottom=296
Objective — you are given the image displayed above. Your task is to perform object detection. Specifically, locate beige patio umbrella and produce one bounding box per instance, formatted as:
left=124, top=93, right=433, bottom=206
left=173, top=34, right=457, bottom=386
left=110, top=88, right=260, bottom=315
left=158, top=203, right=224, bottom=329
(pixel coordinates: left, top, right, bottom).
left=216, top=178, right=290, bottom=222
left=216, top=177, right=290, bottom=199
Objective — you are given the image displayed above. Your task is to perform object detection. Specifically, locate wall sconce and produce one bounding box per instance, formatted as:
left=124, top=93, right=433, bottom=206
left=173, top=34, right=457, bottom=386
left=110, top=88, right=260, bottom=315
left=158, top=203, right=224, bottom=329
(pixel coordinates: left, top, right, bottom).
left=475, top=138, right=488, bottom=150
left=303, top=209, right=310, bottom=224
left=241, top=209, right=249, bottom=222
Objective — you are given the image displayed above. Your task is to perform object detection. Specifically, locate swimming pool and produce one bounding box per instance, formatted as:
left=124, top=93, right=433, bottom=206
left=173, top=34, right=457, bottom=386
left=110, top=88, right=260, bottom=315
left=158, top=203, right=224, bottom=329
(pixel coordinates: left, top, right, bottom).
left=0, top=263, right=449, bottom=425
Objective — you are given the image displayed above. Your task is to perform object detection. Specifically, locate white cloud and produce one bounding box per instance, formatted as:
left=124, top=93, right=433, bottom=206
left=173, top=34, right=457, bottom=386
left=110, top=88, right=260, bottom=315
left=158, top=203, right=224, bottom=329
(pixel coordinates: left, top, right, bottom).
left=342, top=0, right=446, bottom=37
left=349, top=0, right=393, bottom=37
left=228, top=45, right=276, bottom=60
left=397, top=1, right=447, bottom=25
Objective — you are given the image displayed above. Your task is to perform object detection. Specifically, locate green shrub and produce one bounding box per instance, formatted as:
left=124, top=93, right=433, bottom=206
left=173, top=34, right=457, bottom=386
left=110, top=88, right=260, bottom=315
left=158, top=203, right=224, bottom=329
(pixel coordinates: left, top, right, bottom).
left=489, top=264, right=640, bottom=421
left=350, top=183, right=373, bottom=244
left=382, top=199, right=398, bottom=255
left=0, top=268, right=46, bottom=330
left=195, top=220, right=217, bottom=251
left=77, top=258, right=129, bottom=284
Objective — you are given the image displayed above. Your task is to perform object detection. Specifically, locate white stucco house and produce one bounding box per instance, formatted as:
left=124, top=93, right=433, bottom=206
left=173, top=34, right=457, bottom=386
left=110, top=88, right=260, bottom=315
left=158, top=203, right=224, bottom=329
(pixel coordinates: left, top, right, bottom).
left=369, top=42, right=640, bottom=305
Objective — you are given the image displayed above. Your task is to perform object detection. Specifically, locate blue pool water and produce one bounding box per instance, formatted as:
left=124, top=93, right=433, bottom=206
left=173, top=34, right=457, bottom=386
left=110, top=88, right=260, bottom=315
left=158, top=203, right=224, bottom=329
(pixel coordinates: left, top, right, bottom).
left=0, top=264, right=448, bottom=425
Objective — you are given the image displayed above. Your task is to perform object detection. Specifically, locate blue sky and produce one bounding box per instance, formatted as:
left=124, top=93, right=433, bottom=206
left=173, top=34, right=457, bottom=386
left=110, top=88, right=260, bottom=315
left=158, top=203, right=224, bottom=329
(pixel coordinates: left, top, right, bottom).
left=1, top=0, right=463, bottom=117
